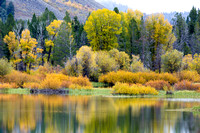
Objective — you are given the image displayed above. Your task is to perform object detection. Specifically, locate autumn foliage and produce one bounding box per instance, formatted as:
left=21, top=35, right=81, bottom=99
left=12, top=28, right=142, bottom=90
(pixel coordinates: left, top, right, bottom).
left=176, top=70, right=200, bottom=82
left=113, top=82, right=158, bottom=95
left=99, top=71, right=178, bottom=85
left=145, top=80, right=171, bottom=90
left=174, top=80, right=200, bottom=90
left=1, top=69, right=92, bottom=90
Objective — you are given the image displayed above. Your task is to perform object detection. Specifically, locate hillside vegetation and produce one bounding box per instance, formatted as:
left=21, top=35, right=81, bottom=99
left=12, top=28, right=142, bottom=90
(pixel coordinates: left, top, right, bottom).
left=7, top=0, right=104, bottom=22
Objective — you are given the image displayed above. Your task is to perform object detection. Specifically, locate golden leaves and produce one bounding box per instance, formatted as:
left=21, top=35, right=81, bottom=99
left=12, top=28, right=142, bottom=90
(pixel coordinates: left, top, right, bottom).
left=3, top=29, right=41, bottom=69
left=84, top=8, right=122, bottom=50
left=46, top=20, right=62, bottom=37
left=45, top=40, right=54, bottom=47
left=145, top=14, right=175, bottom=47
left=3, top=32, right=18, bottom=55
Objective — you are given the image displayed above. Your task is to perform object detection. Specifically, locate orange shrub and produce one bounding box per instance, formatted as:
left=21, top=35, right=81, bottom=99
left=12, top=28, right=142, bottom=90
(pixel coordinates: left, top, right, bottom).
left=174, top=80, right=200, bottom=90
left=23, top=82, right=41, bottom=89
left=3, top=70, right=93, bottom=90
left=0, top=83, right=13, bottom=89
left=4, top=71, right=31, bottom=88
left=145, top=80, right=171, bottom=90
left=40, top=76, right=62, bottom=89
left=69, top=76, right=92, bottom=87
left=176, top=70, right=200, bottom=82
left=40, top=74, right=92, bottom=89
left=61, top=81, right=72, bottom=88
left=99, top=71, right=178, bottom=85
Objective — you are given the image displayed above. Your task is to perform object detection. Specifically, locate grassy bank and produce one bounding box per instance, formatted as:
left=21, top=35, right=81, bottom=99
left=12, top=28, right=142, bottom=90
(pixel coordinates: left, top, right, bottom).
left=0, top=88, right=113, bottom=96
left=69, top=88, right=112, bottom=96
left=1, top=88, right=200, bottom=98
left=0, top=88, right=30, bottom=94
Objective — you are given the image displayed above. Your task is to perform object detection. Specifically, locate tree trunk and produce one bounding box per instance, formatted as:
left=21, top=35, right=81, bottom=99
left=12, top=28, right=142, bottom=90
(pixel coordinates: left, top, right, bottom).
left=47, top=46, right=52, bottom=62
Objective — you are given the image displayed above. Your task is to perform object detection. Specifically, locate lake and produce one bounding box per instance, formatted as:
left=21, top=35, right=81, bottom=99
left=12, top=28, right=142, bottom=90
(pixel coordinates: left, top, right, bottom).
left=0, top=94, right=199, bottom=133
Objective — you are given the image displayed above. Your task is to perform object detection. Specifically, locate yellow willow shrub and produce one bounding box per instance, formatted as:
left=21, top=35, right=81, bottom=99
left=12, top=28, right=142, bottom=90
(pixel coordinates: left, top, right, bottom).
left=47, top=73, right=69, bottom=81
left=99, top=71, right=146, bottom=85
left=99, top=71, right=178, bottom=85
left=4, top=71, right=31, bottom=88
left=69, top=76, right=92, bottom=87
left=174, top=80, right=200, bottom=91
left=69, top=84, right=92, bottom=90
left=23, top=82, right=41, bottom=89
left=113, top=82, right=158, bottom=95
left=176, top=70, right=200, bottom=82
left=158, top=73, right=178, bottom=84
left=145, top=80, right=171, bottom=90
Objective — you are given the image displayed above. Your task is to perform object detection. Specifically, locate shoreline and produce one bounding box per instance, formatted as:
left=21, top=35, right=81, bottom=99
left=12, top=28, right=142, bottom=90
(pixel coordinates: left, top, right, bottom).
left=0, top=88, right=200, bottom=98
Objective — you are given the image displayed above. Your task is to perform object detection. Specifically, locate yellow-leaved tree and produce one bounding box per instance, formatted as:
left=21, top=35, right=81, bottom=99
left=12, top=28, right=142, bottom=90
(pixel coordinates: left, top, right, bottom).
left=4, top=29, right=42, bottom=71
left=84, top=9, right=122, bottom=51
left=145, top=14, right=176, bottom=72
left=45, top=20, right=62, bottom=62
left=3, top=32, right=19, bottom=68
left=20, top=29, right=42, bottom=71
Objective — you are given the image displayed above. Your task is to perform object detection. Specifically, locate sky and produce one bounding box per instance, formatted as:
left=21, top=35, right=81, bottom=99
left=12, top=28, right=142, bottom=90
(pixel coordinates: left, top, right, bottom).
left=96, top=0, right=200, bottom=14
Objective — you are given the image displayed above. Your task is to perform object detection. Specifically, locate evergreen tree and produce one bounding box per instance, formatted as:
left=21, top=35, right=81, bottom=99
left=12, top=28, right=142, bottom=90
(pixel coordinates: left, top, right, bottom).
left=188, top=7, right=197, bottom=35
left=5, top=14, right=15, bottom=34
left=72, top=16, right=81, bottom=48
left=40, top=8, right=57, bottom=25
left=128, top=18, right=141, bottom=56
left=183, top=42, right=192, bottom=55
left=53, top=22, right=76, bottom=66
left=38, top=8, right=57, bottom=65
left=172, top=13, right=190, bottom=53
left=0, top=0, right=6, bottom=9
left=0, top=7, right=7, bottom=23
left=63, top=11, right=71, bottom=23
left=113, top=7, right=119, bottom=14
left=28, top=13, right=39, bottom=39
left=6, top=2, right=14, bottom=16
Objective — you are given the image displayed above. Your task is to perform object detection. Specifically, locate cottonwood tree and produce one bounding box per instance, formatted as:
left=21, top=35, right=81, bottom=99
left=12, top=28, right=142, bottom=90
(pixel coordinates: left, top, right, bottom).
left=84, top=9, right=122, bottom=51
left=145, top=14, right=176, bottom=72
left=4, top=29, right=42, bottom=71
left=3, top=31, right=19, bottom=68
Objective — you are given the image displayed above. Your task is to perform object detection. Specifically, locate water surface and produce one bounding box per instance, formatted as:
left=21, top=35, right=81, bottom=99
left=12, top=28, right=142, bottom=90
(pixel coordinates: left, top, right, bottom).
left=0, top=94, right=199, bottom=133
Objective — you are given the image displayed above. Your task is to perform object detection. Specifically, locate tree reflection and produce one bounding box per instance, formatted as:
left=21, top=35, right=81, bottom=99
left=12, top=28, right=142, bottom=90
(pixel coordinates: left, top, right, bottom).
left=0, top=94, right=199, bottom=132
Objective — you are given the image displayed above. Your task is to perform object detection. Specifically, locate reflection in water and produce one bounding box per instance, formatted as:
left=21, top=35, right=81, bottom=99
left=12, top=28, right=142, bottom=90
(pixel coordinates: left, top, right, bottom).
left=0, top=94, right=199, bottom=133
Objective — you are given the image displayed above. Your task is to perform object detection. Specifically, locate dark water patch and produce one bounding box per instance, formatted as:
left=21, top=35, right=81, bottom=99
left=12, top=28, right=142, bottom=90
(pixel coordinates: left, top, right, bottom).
left=30, top=89, right=69, bottom=95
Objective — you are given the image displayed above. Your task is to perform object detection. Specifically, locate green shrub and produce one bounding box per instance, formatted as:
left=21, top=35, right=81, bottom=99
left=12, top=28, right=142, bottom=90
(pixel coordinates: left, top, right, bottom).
left=0, top=58, right=13, bottom=76
left=161, top=49, right=183, bottom=73
left=130, top=55, right=147, bottom=72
